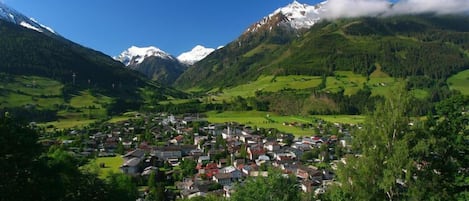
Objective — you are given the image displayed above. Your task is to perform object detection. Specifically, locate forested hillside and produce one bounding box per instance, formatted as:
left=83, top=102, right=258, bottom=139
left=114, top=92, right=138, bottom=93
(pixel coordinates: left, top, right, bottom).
left=129, top=56, right=187, bottom=86
left=175, top=15, right=469, bottom=90
left=0, top=19, right=187, bottom=119
left=0, top=20, right=143, bottom=91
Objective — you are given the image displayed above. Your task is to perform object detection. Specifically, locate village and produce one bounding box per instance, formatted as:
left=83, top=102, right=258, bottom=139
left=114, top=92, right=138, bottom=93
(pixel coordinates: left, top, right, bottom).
left=58, top=112, right=355, bottom=200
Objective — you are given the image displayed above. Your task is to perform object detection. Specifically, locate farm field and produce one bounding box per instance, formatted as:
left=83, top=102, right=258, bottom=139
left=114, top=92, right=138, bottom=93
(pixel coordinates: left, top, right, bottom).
left=0, top=74, right=64, bottom=108
left=326, top=69, right=401, bottom=97
left=209, top=70, right=403, bottom=103
left=69, top=90, right=111, bottom=118
left=367, top=68, right=400, bottom=97
left=325, top=71, right=367, bottom=95
left=158, top=99, right=194, bottom=105
left=206, top=111, right=364, bottom=136
left=312, top=115, right=365, bottom=125
left=39, top=90, right=113, bottom=129
left=448, top=69, right=469, bottom=95
left=211, top=75, right=322, bottom=101
left=0, top=74, right=114, bottom=130
left=39, top=118, right=97, bottom=130
left=206, top=111, right=316, bottom=136
left=107, top=112, right=140, bottom=123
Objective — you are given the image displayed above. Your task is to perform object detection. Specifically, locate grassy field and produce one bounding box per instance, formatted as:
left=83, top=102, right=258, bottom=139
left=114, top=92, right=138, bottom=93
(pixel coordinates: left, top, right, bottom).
left=38, top=90, right=113, bottom=129
left=158, top=99, right=194, bottom=105
left=211, top=75, right=322, bottom=101
left=368, top=67, right=404, bottom=97
left=0, top=74, right=64, bottom=109
left=326, top=68, right=401, bottom=97
left=107, top=116, right=133, bottom=123
left=39, top=118, right=97, bottom=130
left=69, top=90, right=111, bottom=118
left=107, top=112, right=140, bottom=123
left=410, top=89, right=429, bottom=99
left=207, top=111, right=318, bottom=136
left=207, top=69, right=402, bottom=104
left=448, top=69, right=469, bottom=95
left=243, top=44, right=282, bottom=58
left=70, top=90, right=112, bottom=109
left=0, top=75, right=112, bottom=130
left=14, top=76, right=63, bottom=96
left=325, top=71, right=367, bottom=95
left=206, top=111, right=367, bottom=136
left=312, top=115, right=365, bottom=125
left=83, top=155, right=124, bottom=179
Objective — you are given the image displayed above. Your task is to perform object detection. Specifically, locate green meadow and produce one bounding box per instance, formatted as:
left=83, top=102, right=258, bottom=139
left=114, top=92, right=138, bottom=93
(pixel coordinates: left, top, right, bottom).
left=326, top=68, right=402, bottom=97
left=211, top=75, right=322, bottom=101
left=312, top=115, right=365, bottom=125
left=448, top=69, right=469, bottom=95
left=41, top=91, right=112, bottom=129
left=206, top=111, right=366, bottom=136
left=208, top=111, right=361, bottom=136
left=325, top=71, right=367, bottom=95
left=209, top=69, right=402, bottom=103
left=206, top=111, right=315, bottom=136
left=82, top=155, right=124, bottom=179
left=0, top=74, right=63, bottom=108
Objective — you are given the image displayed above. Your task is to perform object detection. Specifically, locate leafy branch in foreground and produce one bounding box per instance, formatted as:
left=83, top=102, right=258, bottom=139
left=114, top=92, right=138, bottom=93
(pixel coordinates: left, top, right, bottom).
left=325, top=86, right=469, bottom=201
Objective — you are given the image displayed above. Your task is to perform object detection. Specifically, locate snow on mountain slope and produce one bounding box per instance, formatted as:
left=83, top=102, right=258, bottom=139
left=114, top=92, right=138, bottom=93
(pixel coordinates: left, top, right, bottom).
left=246, top=0, right=327, bottom=33
left=0, top=2, right=57, bottom=35
left=114, top=46, right=175, bottom=66
left=177, top=45, right=215, bottom=65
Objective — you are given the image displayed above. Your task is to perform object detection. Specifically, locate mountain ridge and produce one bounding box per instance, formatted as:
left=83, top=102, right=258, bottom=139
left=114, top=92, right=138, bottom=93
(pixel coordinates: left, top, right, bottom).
left=0, top=3, right=186, bottom=116
left=0, top=2, right=57, bottom=37
left=177, top=45, right=215, bottom=65
left=114, top=46, right=174, bottom=66
left=246, top=0, right=323, bottom=33
left=174, top=13, right=469, bottom=90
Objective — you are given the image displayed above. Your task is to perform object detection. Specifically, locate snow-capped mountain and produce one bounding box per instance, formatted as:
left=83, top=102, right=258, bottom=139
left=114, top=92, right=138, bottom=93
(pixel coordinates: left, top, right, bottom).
left=114, top=46, right=175, bottom=66
left=177, top=45, right=215, bottom=65
left=0, top=2, right=57, bottom=35
left=246, top=0, right=325, bottom=33
left=114, top=46, right=187, bottom=85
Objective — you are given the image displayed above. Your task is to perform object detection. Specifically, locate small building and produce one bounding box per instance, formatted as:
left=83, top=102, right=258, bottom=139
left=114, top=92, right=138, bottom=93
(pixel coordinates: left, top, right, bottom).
left=213, top=173, right=232, bottom=186
left=152, top=146, right=182, bottom=160
left=247, top=146, right=266, bottom=161
left=120, top=157, right=142, bottom=176
left=222, top=166, right=243, bottom=180
left=264, top=141, right=280, bottom=152
left=123, top=149, right=145, bottom=161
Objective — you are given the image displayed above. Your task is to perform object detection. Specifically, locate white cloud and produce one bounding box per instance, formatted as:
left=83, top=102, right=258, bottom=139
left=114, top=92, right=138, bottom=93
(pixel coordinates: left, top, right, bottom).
left=390, top=0, right=469, bottom=15
left=321, top=0, right=391, bottom=19
left=319, top=0, right=469, bottom=19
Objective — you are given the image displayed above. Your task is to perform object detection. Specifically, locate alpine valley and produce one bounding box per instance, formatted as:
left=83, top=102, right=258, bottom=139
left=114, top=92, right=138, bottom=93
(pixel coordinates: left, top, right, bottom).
left=1, top=0, right=469, bottom=122
left=0, top=2, right=185, bottom=125
left=1, top=1, right=469, bottom=201
left=175, top=1, right=469, bottom=90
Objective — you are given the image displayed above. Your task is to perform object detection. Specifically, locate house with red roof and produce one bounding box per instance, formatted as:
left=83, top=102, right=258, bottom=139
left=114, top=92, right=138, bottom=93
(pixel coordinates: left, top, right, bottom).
left=247, top=145, right=266, bottom=161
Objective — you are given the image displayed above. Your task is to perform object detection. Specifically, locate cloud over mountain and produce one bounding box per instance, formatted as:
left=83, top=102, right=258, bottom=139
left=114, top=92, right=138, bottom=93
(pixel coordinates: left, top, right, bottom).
left=321, top=0, right=390, bottom=19
left=321, top=0, right=469, bottom=19
left=390, top=0, right=469, bottom=15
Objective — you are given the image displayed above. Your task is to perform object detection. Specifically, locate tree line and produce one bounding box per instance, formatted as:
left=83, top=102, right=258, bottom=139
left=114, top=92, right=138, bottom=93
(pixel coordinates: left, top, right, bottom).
left=0, top=116, right=138, bottom=201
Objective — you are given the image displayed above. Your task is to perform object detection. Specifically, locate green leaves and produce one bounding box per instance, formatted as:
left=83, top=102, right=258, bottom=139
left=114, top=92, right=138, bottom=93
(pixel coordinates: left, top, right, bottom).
left=230, top=169, right=300, bottom=201
left=327, top=89, right=469, bottom=200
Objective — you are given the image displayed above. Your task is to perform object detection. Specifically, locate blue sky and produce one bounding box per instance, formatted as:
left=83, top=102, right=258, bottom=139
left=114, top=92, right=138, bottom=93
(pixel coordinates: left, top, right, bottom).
left=3, top=0, right=322, bottom=56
